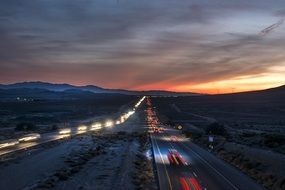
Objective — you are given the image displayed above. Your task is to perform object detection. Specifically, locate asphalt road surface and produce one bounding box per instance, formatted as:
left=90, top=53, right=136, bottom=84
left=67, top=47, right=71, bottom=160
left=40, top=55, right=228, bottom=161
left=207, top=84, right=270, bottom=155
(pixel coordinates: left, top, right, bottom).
left=151, top=129, right=265, bottom=190
left=0, top=129, right=77, bottom=156
left=147, top=97, right=264, bottom=190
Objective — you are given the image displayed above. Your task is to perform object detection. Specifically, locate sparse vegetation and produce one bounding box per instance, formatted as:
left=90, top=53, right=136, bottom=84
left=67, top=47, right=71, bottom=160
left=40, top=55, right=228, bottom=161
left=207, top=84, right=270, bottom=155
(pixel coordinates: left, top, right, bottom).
left=217, top=149, right=285, bottom=190
left=132, top=133, right=158, bottom=190
left=51, top=124, right=58, bottom=131
left=263, top=134, right=285, bottom=148
left=182, top=130, right=202, bottom=139
left=15, top=122, right=38, bottom=131
left=33, top=145, right=105, bottom=189
left=206, top=122, right=228, bottom=137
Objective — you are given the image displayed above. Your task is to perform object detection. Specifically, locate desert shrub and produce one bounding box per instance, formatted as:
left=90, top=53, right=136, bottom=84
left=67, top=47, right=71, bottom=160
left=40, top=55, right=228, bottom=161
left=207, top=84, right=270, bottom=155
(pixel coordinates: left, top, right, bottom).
left=264, top=134, right=285, bottom=148
left=165, top=119, right=175, bottom=126
left=243, top=160, right=256, bottom=170
left=206, top=122, right=228, bottom=137
left=15, top=122, right=38, bottom=131
left=117, top=131, right=127, bottom=136
left=51, top=124, right=58, bottom=131
left=242, top=132, right=256, bottom=138
left=182, top=131, right=201, bottom=139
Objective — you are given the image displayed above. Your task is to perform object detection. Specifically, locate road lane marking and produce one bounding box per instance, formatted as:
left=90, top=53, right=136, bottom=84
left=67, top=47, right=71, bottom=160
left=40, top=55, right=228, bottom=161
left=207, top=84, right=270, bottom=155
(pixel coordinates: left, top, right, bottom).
left=162, top=129, right=239, bottom=190
left=162, top=128, right=239, bottom=190
left=180, top=142, right=239, bottom=190
left=163, top=134, right=188, bottom=166
left=151, top=135, right=173, bottom=190
left=152, top=135, right=173, bottom=190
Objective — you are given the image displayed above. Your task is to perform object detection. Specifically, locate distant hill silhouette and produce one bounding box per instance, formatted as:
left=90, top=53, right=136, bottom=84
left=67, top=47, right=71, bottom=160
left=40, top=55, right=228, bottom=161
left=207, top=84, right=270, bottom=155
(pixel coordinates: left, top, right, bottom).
left=213, top=84, right=285, bottom=100
left=262, top=84, right=285, bottom=93
left=0, top=81, right=104, bottom=92
left=1, top=82, right=283, bottom=99
left=0, top=88, right=97, bottom=100
left=0, top=81, right=198, bottom=97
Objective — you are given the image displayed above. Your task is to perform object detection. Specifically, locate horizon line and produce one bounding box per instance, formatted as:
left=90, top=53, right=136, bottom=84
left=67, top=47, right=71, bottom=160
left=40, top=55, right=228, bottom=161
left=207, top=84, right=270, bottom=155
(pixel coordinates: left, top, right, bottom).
left=0, top=80, right=284, bottom=95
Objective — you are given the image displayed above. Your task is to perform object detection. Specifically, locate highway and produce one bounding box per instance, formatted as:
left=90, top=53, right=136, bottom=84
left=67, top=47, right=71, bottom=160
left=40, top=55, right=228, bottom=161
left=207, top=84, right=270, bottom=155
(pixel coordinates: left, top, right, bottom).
left=0, top=96, right=146, bottom=157
left=147, top=97, right=265, bottom=190
left=0, top=129, right=78, bottom=156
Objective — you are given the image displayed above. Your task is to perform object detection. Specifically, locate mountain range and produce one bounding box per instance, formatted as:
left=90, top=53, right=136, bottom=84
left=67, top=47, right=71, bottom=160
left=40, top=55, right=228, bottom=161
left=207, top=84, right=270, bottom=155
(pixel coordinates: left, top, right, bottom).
left=0, top=82, right=284, bottom=100
left=0, top=81, right=198, bottom=97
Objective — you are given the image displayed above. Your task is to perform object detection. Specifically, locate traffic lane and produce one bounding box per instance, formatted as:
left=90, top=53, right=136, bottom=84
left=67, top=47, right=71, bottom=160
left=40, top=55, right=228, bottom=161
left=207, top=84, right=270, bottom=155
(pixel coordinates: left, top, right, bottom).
left=178, top=141, right=236, bottom=190
left=179, top=141, right=265, bottom=190
left=0, top=109, right=140, bottom=156
left=0, top=96, right=146, bottom=156
left=152, top=133, right=188, bottom=190
left=0, top=131, right=72, bottom=156
left=161, top=131, right=236, bottom=190
left=164, top=129, right=265, bottom=190
left=0, top=125, right=100, bottom=156
left=172, top=140, right=235, bottom=190
left=153, top=129, right=227, bottom=190
left=155, top=134, right=207, bottom=190
left=152, top=133, right=204, bottom=190
left=1, top=120, right=114, bottom=156
left=151, top=134, right=173, bottom=190
left=152, top=137, right=185, bottom=190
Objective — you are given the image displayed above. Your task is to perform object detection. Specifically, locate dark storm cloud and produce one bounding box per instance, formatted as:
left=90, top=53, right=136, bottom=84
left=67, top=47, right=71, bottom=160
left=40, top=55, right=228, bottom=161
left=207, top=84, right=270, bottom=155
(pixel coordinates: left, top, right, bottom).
left=0, top=0, right=285, bottom=89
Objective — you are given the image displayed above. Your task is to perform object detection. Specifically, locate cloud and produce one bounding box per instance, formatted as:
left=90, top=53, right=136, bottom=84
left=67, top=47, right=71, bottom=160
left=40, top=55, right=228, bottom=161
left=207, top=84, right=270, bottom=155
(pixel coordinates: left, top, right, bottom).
left=259, top=19, right=284, bottom=36
left=0, top=0, right=285, bottom=91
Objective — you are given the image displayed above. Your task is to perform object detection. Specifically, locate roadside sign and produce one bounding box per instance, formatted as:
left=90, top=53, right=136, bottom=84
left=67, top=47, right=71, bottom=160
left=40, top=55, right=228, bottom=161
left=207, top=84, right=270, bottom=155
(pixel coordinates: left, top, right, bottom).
left=208, top=136, right=214, bottom=142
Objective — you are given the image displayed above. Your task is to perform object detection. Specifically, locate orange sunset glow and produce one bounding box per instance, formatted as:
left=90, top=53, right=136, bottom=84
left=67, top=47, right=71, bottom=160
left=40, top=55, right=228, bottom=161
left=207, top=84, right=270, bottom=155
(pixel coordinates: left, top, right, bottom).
left=172, top=70, right=285, bottom=94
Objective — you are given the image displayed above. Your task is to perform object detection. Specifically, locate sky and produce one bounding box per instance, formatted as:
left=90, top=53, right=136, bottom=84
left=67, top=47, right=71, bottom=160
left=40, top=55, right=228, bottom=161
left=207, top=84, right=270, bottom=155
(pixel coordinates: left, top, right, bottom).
left=0, top=0, right=285, bottom=94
